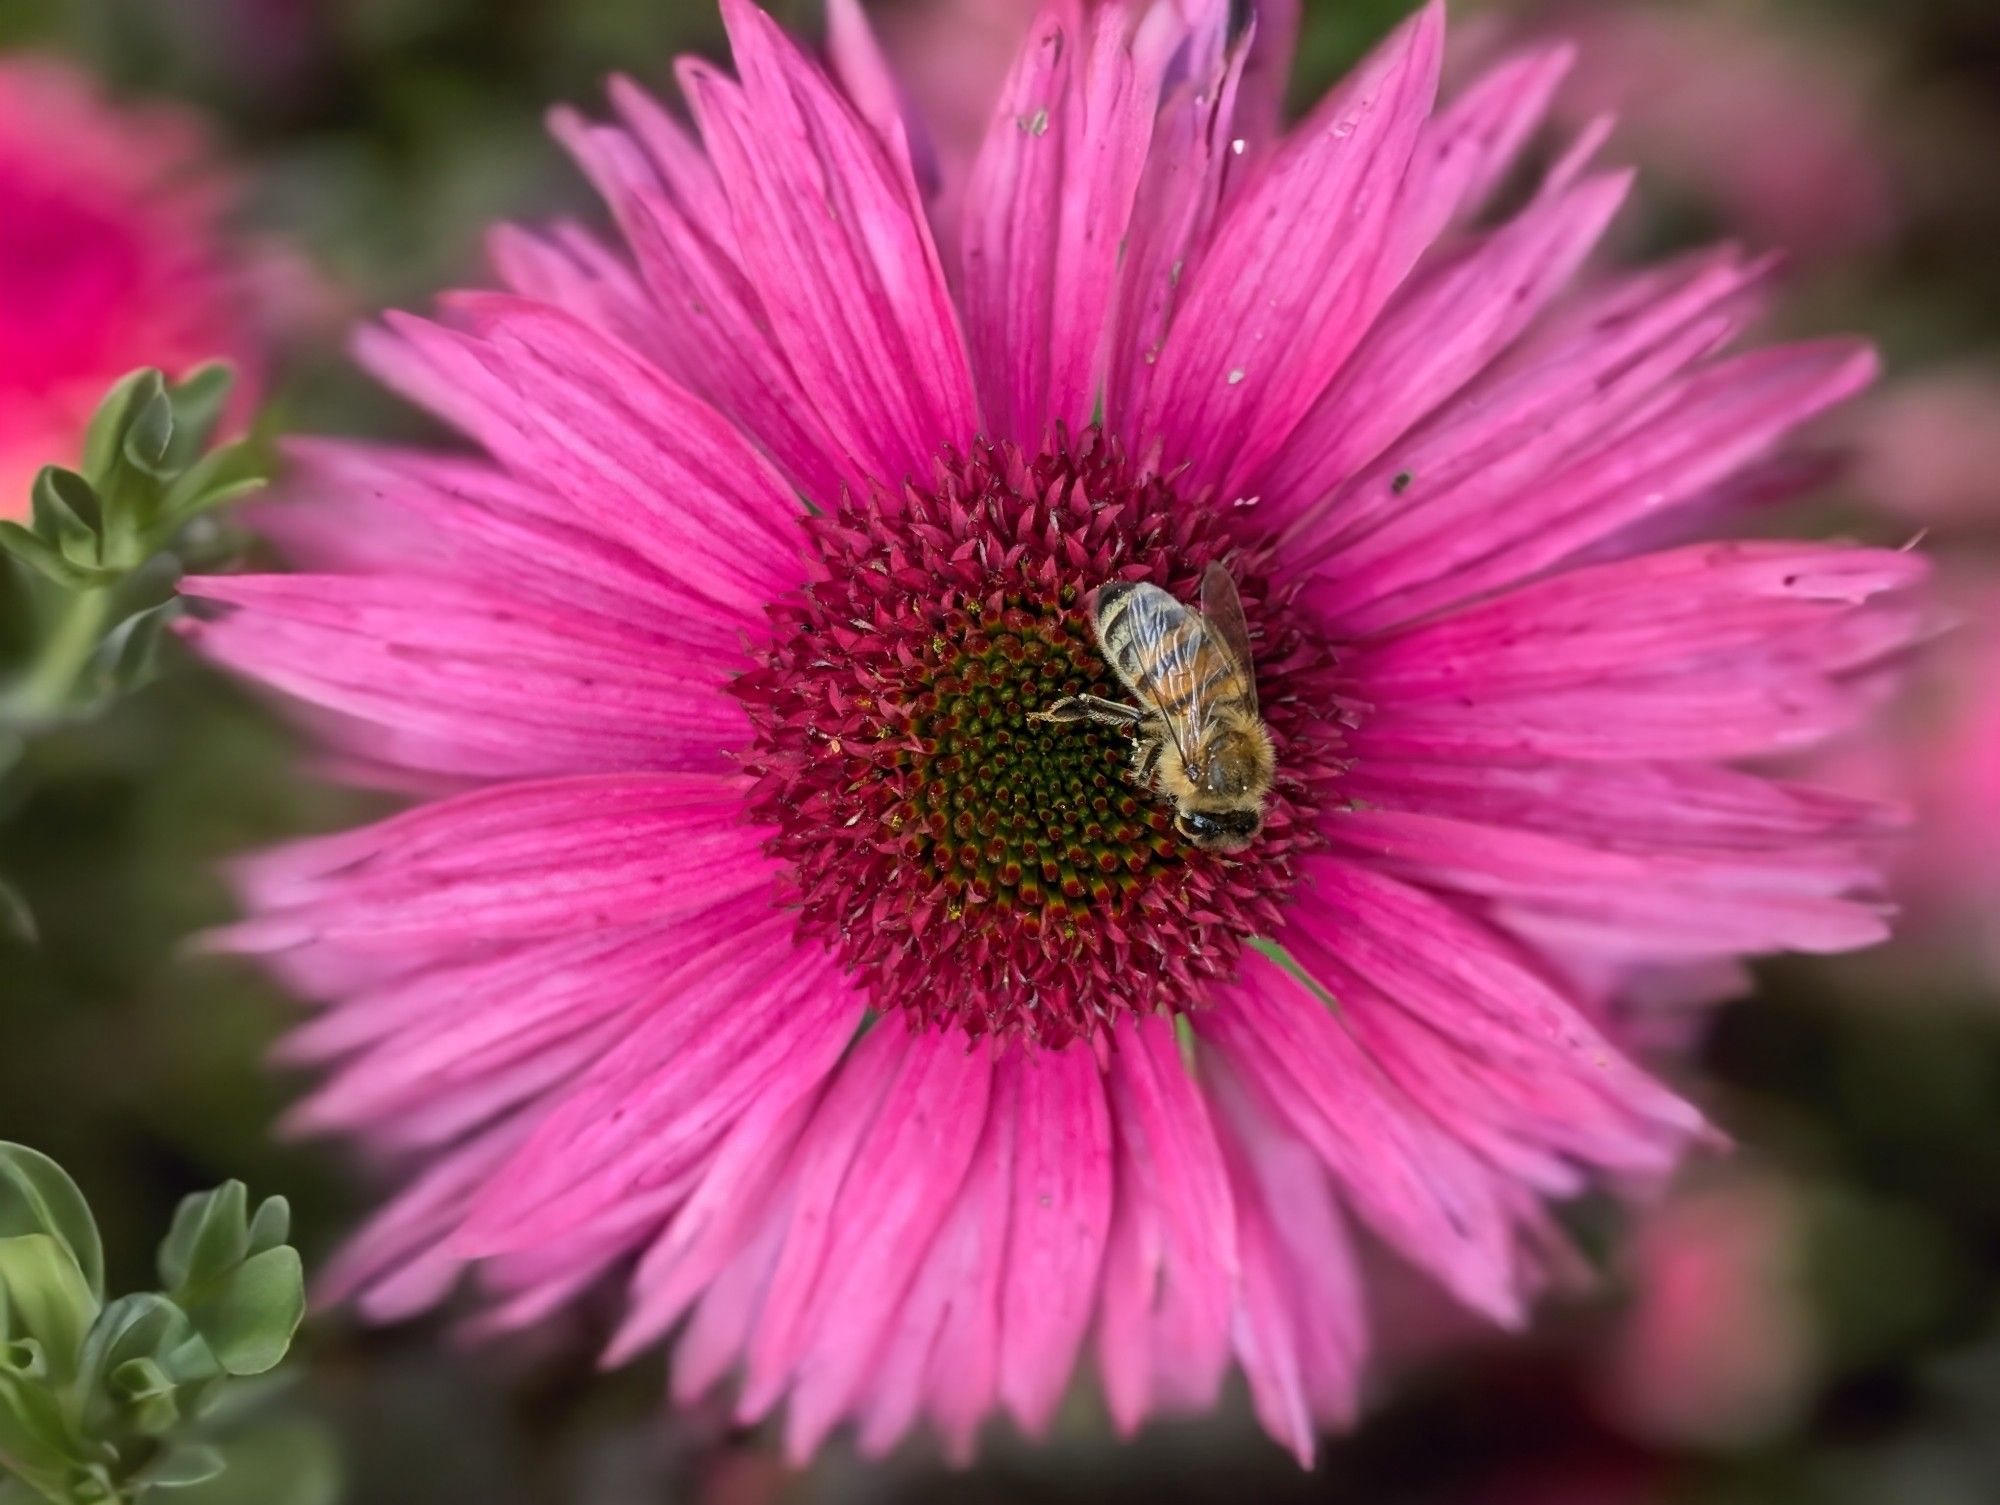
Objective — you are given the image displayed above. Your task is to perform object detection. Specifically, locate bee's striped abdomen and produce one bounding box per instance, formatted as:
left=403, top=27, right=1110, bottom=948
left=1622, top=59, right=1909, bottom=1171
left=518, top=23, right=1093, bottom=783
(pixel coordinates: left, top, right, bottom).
left=1094, top=580, right=1250, bottom=719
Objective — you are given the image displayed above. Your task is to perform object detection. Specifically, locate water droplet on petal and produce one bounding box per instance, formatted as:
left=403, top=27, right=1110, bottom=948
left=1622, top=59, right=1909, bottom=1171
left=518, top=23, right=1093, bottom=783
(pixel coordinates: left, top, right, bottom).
left=1226, top=368, right=1246, bottom=385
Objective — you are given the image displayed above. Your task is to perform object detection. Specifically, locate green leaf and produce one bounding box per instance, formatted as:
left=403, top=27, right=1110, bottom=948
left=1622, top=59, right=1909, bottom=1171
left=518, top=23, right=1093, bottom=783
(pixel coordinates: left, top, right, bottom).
left=97, top=601, right=181, bottom=697
left=241, top=1203, right=288, bottom=1263
left=65, top=1464, right=116, bottom=1503
left=177, top=1250, right=303, bottom=1379
left=28, top=470, right=103, bottom=564
left=0, top=524, right=115, bottom=591
left=0, top=1341, right=44, bottom=1380
left=0, top=1149, right=103, bottom=1302
left=164, top=365, right=236, bottom=468
left=157, top=444, right=266, bottom=532
left=157, top=1186, right=248, bottom=1300
left=79, top=371, right=161, bottom=482
left=0, top=1236, right=98, bottom=1382
left=120, top=390, right=176, bottom=480
left=0, top=1366, right=77, bottom=1488
left=76, top=1295, right=195, bottom=1436
left=108, top=1358, right=180, bottom=1437
left=0, top=878, right=35, bottom=947
left=138, top=1443, right=225, bottom=1492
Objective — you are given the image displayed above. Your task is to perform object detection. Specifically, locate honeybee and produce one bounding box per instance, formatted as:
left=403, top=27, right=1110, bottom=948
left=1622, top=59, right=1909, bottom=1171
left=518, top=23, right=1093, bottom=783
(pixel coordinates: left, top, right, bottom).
left=1031, top=563, right=1275, bottom=852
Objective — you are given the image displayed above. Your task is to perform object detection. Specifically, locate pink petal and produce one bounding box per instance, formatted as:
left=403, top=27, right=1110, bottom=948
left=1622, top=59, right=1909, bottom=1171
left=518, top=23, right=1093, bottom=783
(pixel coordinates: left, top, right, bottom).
left=1393, top=43, right=1577, bottom=255
left=1292, top=246, right=1779, bottom=589
left=212, top=773, right=772, bottom=954
left=1095, top=1015, right=1238, bottom=1434
left=853, top=1070, right=1016, bottom=1460
left=1260, top=162, right=1630, bottom=531
left=998, top=1036, right=1114, bottom=1435
left=683, top=0, right=979, bottom=485
left=265, top=443, right=692, bottom=635
left=354, top=302, right=807, bottom=624
left=547, top=100, right=859, bottom=505
left=1206, top=1053, right=1367, bottom=1465
left=277, top=920, right=749, bottom=1139
left=182, top=573, right=746, bottom=781
left=1230, top=0, right=1302, bottom=161
left=961, top=2, right=1176, bottom=442
left=1325, top=344, right=1885, bottom=629
left=1346, top=542, right=1930, bottom=762
left=607, top=1074, right=825, bottom=1367
left=733, top=1021, right=915, bottom=1415
left=778, top=1030, right=996, bottom=1460
left=824, top=0, right=926, bottom=186
left=1104, top=19, right=1250, bottom=432
left=1131, top=2, right=1443, bottom=499
left=1200, top=951, right=1526, bottom=1323
left=453, top=925, right=862, bottom=1256
left=1331, top=762, right=1898, bottom=960
left=1278, top=858, right=1708, bottom=1184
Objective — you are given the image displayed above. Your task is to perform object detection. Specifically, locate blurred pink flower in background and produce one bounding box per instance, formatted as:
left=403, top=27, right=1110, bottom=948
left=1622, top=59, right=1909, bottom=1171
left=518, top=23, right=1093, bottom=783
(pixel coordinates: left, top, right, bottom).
left=1825, top=372, right=2000, bottom=980
left=186, top=0, right=1924, bottom=1467
left=1837, top=574, right=2000, bottom=975
left=1856, top=368, right=2000, bottom=532
left=1536, top=0, right=1896, bottom=257
left=1598, top=1170, right=1817, bottom=1447
left=0, top=58, right=262, bottom=512
left=873, top=0, right=1043, bottom=176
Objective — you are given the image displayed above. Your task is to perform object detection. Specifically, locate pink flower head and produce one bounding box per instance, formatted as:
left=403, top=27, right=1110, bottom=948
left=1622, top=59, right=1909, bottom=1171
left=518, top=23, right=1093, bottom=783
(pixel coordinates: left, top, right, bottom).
left=0, top=59, right=262, bottom=511
left=186, top=0, right=1923, bottom=1465
left=1541, top=0, right=1896, bottom=257
left=1831, top=574, right=2000, bottom=976
left=1599, top=1171, right=1815, bottom=1446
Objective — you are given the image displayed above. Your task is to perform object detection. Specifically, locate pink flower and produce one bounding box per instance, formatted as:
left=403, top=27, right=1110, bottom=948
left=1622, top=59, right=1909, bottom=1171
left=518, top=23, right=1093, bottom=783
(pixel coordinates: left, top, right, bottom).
left=1597, top=1170, right=1816, bottom=1446
left=1855, top=368, right=2000, bottom=531
left=1538, top=0, right=1896, bottom=257
left=186, top=0, right=1922, bottom=1464
left=1831, top=573, right=2000, bottom=976
left=0, top=59, right=262, bottom=512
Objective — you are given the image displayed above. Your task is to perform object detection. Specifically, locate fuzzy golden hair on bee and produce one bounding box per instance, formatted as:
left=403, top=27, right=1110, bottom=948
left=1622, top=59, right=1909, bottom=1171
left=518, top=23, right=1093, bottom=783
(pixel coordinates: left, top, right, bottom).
left=1030, top=563, right=1275, bottom=853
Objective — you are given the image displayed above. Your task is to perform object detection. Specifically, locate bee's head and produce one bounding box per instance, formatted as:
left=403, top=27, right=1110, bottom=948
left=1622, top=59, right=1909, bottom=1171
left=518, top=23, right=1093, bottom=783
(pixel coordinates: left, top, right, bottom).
left=1174, top=807, right=1262, bottom=852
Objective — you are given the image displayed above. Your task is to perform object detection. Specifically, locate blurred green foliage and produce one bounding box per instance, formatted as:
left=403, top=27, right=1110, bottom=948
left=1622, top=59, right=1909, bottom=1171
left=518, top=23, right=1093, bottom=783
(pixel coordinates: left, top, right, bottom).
left=0, top=1147, right=319, bottom=1504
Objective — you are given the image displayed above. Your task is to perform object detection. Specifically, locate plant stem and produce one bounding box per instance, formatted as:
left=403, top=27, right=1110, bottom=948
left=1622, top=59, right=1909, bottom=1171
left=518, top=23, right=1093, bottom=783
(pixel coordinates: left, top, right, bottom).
left=5, top=585, right=112, bottom=729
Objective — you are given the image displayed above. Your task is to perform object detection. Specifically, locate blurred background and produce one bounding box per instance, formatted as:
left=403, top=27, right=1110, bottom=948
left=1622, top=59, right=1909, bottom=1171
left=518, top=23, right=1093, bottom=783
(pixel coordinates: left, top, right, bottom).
left=0, top=0, right=1996, bottom=1501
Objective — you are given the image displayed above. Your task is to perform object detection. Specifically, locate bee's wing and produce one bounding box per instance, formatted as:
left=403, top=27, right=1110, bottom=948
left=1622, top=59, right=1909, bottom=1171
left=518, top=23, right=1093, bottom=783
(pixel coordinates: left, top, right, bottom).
left=1096, top=579, right=1242, bottom=776
left=1199, top=562, right=1258, bottom=716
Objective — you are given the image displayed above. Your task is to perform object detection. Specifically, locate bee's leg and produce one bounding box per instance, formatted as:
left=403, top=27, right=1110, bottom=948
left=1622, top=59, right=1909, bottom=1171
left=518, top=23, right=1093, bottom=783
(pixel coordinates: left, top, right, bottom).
left=1129, top=737, right=1164, bottom=789
left=1029, top=695, right=1144, bottom=727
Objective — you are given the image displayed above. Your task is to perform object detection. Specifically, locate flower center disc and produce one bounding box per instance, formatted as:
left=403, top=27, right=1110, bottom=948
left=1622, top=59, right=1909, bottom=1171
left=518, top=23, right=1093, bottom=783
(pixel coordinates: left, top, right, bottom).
left=737, top=430, right=1330, bottom=1046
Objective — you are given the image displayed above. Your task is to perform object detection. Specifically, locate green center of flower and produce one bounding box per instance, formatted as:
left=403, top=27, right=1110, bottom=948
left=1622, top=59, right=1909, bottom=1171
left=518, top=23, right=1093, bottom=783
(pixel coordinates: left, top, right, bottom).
left=893, top=587, right=1180, bottom=928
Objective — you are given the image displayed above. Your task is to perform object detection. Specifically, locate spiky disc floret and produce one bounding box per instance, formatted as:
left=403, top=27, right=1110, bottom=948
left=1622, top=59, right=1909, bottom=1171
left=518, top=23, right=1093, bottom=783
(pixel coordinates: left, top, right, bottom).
left=737, top=430, right=1344, bottom=1046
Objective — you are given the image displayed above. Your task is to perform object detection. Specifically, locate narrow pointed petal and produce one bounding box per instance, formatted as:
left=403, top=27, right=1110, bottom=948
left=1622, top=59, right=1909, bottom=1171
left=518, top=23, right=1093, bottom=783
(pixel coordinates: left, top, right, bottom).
left=182, top=573, right=748, bottom=780
left=683, top=0, right=980, bottom=484
left=1260, top=164, right=1630, bottom=529
left=1207, top=1053, right=1368, bottom=1465
left=1095, top=1015, right=1238, bottom=1433
left=548, top=103, right=859, bottom=504
left=1347, top=542, right=1930, bottom=761
left=1132, top=3, right=1444, bottom=498
left=962, top=2, right=1175, bottom=442
left=998, top=1039, right=1114, bottom=1435
left=213, top=774, right=772, bottom=954
left=1201, top=951, right=1528, bottom=1324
